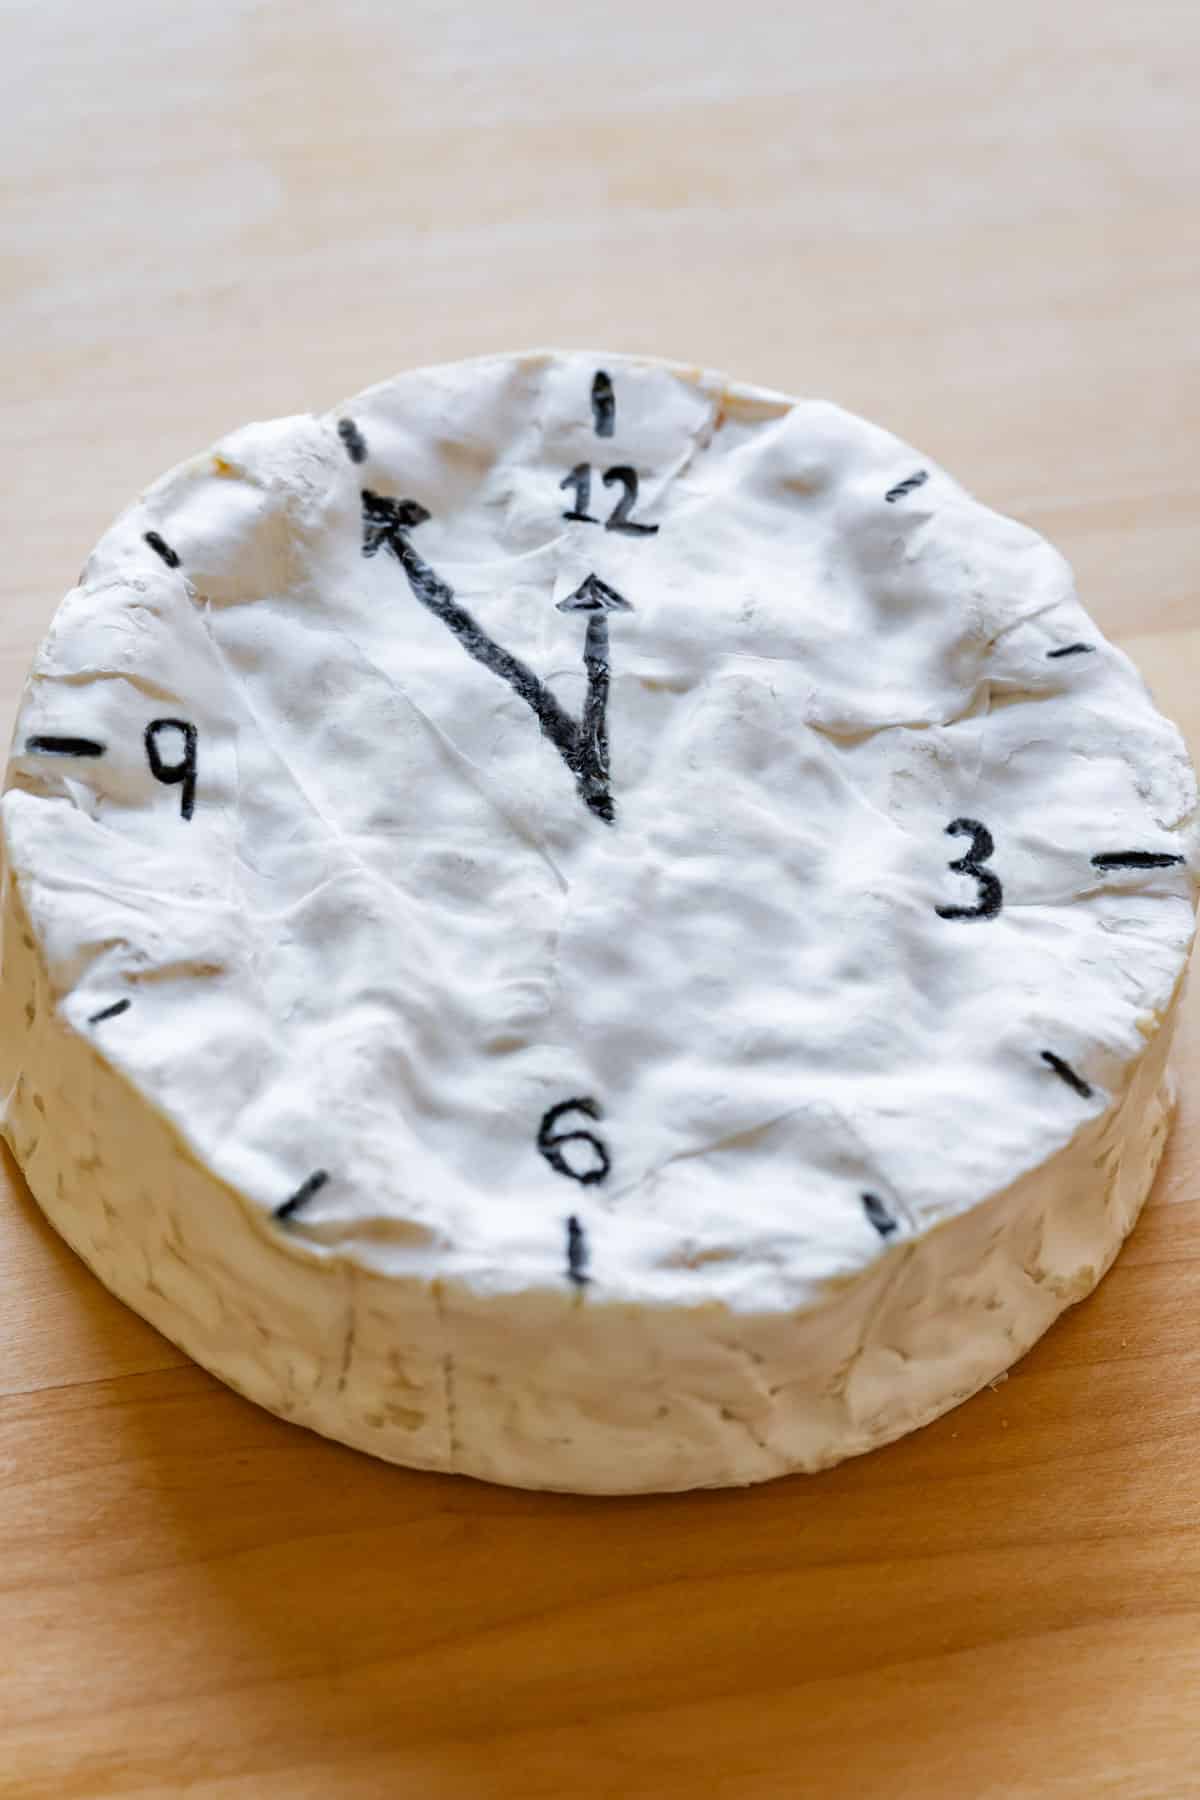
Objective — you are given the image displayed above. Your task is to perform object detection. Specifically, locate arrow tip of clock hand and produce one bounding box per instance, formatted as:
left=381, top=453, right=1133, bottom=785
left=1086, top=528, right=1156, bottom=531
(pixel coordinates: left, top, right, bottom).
left=361, top=489, right=432, bottom=546
left=556, top=573, right=634, bottom=613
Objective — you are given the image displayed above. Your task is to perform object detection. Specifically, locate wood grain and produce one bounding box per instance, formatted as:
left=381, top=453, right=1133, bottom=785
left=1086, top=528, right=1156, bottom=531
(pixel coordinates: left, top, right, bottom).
left=2, top=2, right=1199, bottom=1794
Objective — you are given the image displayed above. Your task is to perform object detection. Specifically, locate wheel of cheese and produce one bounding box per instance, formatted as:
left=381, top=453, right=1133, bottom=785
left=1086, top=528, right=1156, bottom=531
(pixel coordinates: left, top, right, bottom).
left=2, top=351, right=1195, bottom=1492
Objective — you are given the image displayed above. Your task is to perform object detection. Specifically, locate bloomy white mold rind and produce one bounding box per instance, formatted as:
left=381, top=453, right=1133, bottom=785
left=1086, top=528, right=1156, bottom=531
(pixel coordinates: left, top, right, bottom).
left=0, top=876, right=1180, bottom=1492
left=1, top=349, right=1195, bottom=1490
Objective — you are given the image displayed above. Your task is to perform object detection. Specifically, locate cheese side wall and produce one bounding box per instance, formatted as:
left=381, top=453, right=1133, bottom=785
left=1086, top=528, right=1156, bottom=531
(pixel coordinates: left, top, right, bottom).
left=1, top=353, right=1195, bottom=1490
left=0, top=878, right=1181, bottom=1491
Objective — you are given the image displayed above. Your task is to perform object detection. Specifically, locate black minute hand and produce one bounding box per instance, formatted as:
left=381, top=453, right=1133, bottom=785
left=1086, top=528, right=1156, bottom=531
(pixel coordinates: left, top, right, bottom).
left=362, top=489, right=633, bottom=824
left=555, top=574, right=632, bottom=822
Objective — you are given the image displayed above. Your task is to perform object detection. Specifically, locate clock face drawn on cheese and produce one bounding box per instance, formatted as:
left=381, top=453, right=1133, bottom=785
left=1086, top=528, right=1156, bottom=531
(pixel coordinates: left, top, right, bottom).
left=4, top=349, right=1196, bottom=1336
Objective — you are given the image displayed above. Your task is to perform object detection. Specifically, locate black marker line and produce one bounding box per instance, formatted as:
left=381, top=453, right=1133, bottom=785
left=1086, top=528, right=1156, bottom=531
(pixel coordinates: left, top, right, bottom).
left=144, top=530, right=181, bottom=569
left=275, top=1169, right=330, bottom=1222
left=365, top=489, right=630, bottom=823
left=861, top=1193, right=899, bottom=1238
left=591, top=370, right=615, bottom=438
left=1041, top=1051, right=1093, bottom=1100
left=337, top=417, right=368, bottom=464
left=386, top=532, right=581, bottom=766
left=89, top=998, right=132, bottom=1025
left=1047, top=643, right=1094, bottom=660
left=566, top=1214, right=591, bottom=1286
left=557, top=576, right=633, bottom=828
left=1092, top=851, right=1185, bottom=871
left=26, top=735, right=106, bottom=758
left=885, top=470, right=929, bottom=503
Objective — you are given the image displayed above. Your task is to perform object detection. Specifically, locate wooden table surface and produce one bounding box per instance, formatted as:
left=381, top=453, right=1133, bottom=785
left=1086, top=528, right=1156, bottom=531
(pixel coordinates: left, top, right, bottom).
left=4, top=3, right=1200, bottom=1794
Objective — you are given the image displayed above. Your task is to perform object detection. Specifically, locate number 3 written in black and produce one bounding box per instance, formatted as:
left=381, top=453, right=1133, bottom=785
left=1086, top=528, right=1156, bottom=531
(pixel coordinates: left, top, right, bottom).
left=935, top=817, right=1002, bottom=920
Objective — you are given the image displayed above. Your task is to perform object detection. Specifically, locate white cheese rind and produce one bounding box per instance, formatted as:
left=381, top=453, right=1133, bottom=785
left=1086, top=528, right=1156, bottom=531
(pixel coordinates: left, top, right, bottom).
left=1, top=350, right=1195, bottom=1491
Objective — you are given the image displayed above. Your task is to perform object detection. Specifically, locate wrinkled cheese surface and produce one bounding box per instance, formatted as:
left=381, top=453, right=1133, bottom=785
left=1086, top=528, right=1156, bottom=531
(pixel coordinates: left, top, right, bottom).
left=2, top=351, right=1195, bottom=1490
